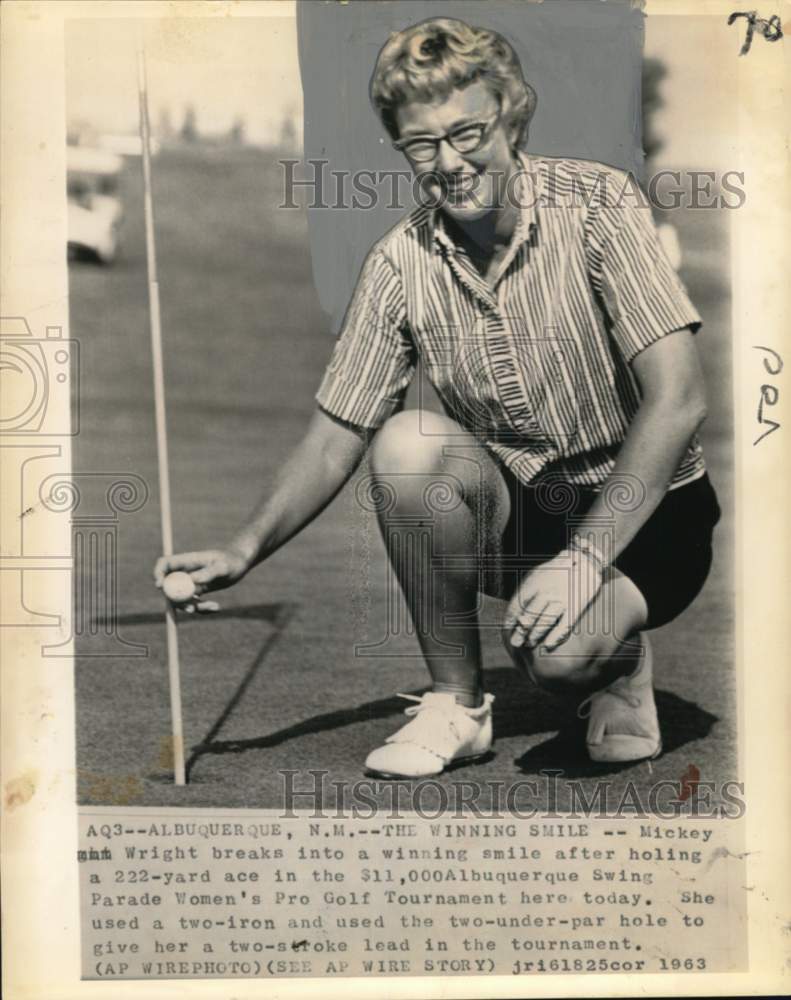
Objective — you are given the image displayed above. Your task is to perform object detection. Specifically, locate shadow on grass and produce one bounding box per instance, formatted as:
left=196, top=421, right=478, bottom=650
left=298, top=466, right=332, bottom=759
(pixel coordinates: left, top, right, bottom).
left=181, top=602, right=298, bottom=781
left=188, top=692, right=420, bottom=772
left=186, top=660, right=718, bottom=782
left=112, top=603, right=293, bottom=627
left=511, top=688, right=719, bottom=779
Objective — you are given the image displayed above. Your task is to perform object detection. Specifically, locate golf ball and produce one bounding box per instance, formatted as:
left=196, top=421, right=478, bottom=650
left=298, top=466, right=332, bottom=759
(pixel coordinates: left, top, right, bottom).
left=163, top=571, right=197, bottom=604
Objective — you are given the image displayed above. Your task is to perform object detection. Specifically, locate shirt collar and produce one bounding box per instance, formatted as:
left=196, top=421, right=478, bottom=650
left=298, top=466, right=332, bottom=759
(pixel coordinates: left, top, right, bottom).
left=430, top=151, right=540, bottom=256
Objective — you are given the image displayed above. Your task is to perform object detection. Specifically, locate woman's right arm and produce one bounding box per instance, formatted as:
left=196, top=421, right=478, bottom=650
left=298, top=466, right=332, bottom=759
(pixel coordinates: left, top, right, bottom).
left=155, top=246, right=413, bottom=605
left=153, top=407, right=370, bottom=600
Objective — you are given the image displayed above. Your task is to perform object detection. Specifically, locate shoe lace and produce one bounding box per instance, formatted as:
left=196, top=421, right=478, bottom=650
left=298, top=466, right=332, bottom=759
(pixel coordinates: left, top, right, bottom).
left=396, top=693, right=462, bottom=742
left=577, top=684, right=641, bottom=720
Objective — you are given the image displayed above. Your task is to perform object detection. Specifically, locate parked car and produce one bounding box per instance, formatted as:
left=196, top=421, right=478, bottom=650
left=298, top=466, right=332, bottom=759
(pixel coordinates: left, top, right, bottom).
left=67, top=146, right=124, bottom=264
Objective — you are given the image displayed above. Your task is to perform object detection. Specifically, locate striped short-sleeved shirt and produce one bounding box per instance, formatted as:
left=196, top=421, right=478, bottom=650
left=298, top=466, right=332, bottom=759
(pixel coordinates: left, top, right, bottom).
left=316, top=153, right=705, bottom=490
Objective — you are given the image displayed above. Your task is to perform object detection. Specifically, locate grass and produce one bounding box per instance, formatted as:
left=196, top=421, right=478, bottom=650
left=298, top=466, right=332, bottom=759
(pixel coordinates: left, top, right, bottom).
left=71, top=146, right=735, bottom=809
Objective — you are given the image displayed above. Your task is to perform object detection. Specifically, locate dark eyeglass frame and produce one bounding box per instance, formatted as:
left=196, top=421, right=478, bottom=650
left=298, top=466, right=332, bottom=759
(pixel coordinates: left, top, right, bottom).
left=392, top=111, right=501, bottom=163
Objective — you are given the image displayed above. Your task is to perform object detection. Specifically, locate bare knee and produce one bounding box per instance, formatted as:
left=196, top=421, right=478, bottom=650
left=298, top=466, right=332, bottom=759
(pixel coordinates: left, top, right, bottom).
left=370, top=409, right=454, bottom=476
left=370, top=410, right=509, bottom=540
left=502, top=628, right=595, bottom=692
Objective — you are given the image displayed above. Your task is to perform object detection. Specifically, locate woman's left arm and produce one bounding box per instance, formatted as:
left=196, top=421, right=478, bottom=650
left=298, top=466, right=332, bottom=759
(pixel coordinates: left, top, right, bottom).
left=505, top=326, right=708, bottom=650
left=573, top=325, right=708, bottom=559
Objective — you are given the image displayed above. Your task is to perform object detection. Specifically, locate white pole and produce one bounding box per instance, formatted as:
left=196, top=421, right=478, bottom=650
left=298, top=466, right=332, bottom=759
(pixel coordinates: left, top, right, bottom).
left=137, top=46, right=186, bottom=785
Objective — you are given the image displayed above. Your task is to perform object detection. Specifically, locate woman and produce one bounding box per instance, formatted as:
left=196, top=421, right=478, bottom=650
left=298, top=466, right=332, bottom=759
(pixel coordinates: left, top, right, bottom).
left=154, top=18, right=720, bottom=779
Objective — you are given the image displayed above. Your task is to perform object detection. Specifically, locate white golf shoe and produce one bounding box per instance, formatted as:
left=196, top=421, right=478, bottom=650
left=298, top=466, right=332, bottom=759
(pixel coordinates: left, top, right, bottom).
left=365, top=691, right=494, bottom=778
left=579, top=635, right=662, bottom=763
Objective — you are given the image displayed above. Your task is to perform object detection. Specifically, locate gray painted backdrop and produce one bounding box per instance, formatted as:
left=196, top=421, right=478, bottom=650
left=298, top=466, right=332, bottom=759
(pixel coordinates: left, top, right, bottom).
left=297, top=0, right=644, bottom=332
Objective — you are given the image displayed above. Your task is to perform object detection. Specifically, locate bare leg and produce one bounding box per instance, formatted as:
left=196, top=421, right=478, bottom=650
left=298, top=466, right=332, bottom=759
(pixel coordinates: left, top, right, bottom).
left=369, top=410, right=510, bottom=707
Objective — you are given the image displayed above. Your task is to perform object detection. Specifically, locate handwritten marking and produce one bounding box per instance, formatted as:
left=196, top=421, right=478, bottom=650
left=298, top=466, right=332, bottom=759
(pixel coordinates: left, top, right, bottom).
left=754, top=345, right=783, bottom=445
left=728, top=11, right=783, bottom=55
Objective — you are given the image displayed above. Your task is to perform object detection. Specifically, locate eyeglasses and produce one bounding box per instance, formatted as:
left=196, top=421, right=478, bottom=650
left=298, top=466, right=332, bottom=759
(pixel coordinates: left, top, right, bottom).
left=393, top=112, right=500, bottom=163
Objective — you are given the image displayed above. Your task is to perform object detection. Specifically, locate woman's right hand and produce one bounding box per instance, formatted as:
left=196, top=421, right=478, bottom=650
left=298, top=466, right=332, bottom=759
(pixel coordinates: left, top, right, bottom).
left=153, top=546, right=251, bottom=613
left=150, top=410, right=368, bottom=613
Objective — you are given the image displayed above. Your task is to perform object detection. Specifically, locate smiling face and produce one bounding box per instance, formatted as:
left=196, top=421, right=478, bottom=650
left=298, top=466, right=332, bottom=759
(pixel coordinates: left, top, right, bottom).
left=394, top=79, right=519, bottom=225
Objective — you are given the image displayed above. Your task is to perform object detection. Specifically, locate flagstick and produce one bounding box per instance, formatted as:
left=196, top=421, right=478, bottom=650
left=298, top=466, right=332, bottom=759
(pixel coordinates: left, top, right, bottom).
left=137, top=46, right=186, bottom=785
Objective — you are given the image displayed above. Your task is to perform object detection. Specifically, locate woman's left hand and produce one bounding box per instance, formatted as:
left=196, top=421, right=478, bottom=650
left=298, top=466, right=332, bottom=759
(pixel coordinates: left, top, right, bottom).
left=503, top=549, right=604, bottom=652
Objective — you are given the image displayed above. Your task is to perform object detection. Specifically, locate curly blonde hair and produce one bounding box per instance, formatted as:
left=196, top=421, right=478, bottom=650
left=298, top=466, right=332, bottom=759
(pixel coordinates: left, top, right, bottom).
left=370, top=17, right=537, bottom=150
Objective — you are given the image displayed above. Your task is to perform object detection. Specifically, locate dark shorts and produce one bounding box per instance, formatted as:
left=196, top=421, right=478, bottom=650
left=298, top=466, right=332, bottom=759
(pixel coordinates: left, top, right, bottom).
left=499, top=469, right=722, bottom=630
